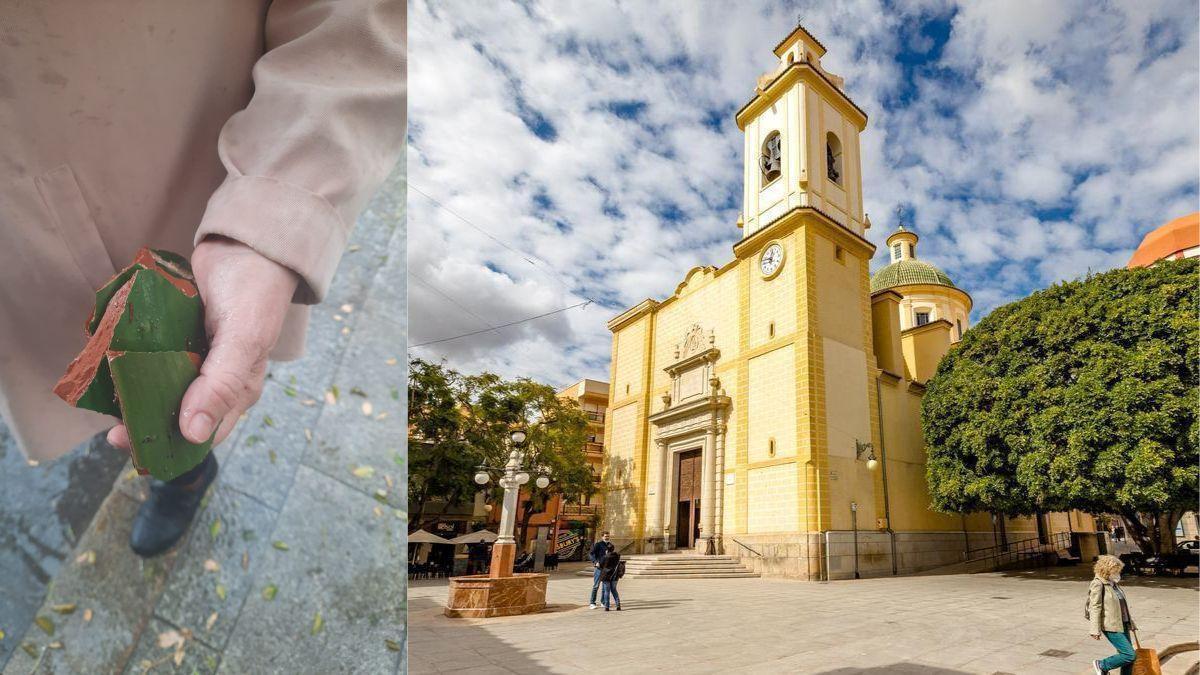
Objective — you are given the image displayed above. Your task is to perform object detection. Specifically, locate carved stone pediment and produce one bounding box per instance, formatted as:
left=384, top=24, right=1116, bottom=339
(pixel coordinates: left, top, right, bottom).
left=652, top=324, right=730, bottom=443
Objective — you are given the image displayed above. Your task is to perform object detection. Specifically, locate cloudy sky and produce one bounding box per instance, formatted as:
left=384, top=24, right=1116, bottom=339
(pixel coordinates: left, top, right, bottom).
left=407, top=0, right=1199, bottom=387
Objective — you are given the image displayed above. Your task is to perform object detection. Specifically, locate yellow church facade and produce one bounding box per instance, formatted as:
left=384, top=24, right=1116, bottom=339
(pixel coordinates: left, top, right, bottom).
left=600, top=24, right=1093, bottom=579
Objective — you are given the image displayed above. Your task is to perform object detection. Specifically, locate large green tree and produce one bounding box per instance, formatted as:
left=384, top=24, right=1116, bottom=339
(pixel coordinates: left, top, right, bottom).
left=923, top=259, right=1198, bottom=554
left=407, top=359, right=593, bottom=543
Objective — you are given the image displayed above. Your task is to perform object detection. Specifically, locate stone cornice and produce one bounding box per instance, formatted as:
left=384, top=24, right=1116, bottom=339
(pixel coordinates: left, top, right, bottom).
left=736, top=63, right=868, bottom=131
left=607, top=298, right=658, bottom=332
left=647, top=393, right=731, bottom=430
left=734, top=206, right=876, bottom=261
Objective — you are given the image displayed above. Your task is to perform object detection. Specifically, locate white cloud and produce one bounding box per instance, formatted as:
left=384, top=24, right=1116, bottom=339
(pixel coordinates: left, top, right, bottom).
left=408, top=0, right=1199, bottom=386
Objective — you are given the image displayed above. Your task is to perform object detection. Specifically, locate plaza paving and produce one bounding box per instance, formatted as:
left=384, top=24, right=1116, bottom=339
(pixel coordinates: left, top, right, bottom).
left=409, top=563, right=1198, bottom=674
left=0, top=165, right=408, bottom=674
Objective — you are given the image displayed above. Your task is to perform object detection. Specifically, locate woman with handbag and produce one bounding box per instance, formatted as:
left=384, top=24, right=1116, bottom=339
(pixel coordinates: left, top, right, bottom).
left=1089, top=554, right=1139, bottom=674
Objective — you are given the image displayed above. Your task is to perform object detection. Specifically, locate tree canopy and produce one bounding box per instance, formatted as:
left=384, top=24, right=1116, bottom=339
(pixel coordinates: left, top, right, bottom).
left=922, top=259, right=1198, bottom=552
left=408, top=358, right=593, bottom=542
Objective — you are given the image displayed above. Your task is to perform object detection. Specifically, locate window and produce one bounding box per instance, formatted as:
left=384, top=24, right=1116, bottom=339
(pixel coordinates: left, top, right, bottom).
left=892, top=243, right=902, bottom=261
left=768, top=438, right=776, bottom=457
left=956, top=319, right=963, bottom=340
left=835, top=245, right=844, bottom=262
left=768, top=321, right=775, bottom=338
left=826, top=132, right=843, bottom=184
left=915, top=311, right=930, bottom=326
left=760, top=131, right=782, bottom=185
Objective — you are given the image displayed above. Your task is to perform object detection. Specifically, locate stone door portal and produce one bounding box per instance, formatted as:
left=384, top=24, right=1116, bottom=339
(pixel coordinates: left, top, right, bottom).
left=675, top=449, right=702, bottom=549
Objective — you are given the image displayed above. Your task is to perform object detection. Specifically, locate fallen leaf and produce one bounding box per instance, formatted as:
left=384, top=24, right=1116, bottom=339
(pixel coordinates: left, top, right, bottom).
left=125, top=469, right=140, bottom=481
left=83, top=609, right=93, bottom=622
left=262, top=585, right=278, bottom=601
left=76, top=550, right=96, bottom=565
left=311, top=611, right=323, bottom=636
left=385, top=638, right=401, bottom=652
left=245, top=435, right=262, bottom=446
left=272, top=541, right=290, bottom=551
left=351, top=466, right=375, bottom=479
left=262, top=415, right=275, bottom=428
left=331, top=385, right=340, bottom=400
left=203, top=559, right=220, bottom=573
left=373, top=506, right=383, bottom=518
left=284, top=386, right=297, bottom=397
left=385, top=357, right=397, bottom=366
left=384, top=474, right=394, bottom=489
left=50, top=604, right=76, bottom=615
left=349, top=387, right=367, bottom=398
left=340, top=303, right=354, bottom=313
left=301, top=399, right=316, bottom=406
left=47, top=641, right=62, bottom=650
left=21, top=642, right=37, bottom=658
left=173, top=648, right=185, bottom=667
left=373, top=489, right=388, bottom=504
left=333, top=314, right=343, bottom=322
left=361, top=401, right=373, bottom=416
left=341, top=326, right=350, bottom=335
left=304, top=429, right=313, bottom=441
left=390, top=387, right=400, bottom=400
left=156, top=629, right=184, bottom=650
left=347, top=244, right=362, bottom=252
left=205, top=612, right=218, bottom=632
left=215, top=584, right=227, bottom=601
left=0, top=629, right=5, bottom=640
left=34, top=616, right=54, bottom=636
left=268, top=449, right=277, bottom=464
left=241, top=551, right=249, bottom=571
left=324, top=391, right=337, bottom=406
left=375, top=412, right=388, bottom=421
left=210, top=518, right=221, bottom=539
left=26, top=459, right=38, bottom=466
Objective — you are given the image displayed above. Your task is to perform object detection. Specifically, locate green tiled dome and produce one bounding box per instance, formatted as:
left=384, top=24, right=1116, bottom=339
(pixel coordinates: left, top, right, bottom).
left=871, top=259, right=957, bottom=293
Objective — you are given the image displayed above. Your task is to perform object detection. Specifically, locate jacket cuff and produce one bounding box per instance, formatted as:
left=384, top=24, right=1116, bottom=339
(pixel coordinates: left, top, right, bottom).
left=195, top=175, right=348, bottom=305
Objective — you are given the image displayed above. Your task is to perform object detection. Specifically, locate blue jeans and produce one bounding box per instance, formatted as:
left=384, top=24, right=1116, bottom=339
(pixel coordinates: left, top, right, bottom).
left=601, top=578, right=620, bottom=608
left=1099, top=630, right=1135, bottom=674
left=589, top=565, right=602, bottom=604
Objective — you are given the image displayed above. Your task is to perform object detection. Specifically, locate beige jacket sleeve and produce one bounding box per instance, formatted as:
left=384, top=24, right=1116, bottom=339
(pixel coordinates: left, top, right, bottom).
left=196, top=0, right=406, bottom=304
left=1088, top=579, right=1104, bottom=635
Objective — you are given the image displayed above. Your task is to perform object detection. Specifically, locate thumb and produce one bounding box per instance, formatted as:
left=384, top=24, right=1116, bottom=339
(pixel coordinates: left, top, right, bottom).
left=179, top=333, right=269, bottom=444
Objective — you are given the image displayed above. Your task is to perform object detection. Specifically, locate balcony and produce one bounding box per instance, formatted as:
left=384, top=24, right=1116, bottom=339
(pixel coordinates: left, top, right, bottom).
left=560, top=503, right=600, bottom=517
left=584, top=441, right=604, bottom=455
left=585, top=411, right=606, bottom=424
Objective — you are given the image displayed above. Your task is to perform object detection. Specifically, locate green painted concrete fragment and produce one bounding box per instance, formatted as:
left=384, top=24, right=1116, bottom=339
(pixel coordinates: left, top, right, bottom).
left=108, top=351, right=212, bottom=481
left=88, top=248, right=196, bottom=335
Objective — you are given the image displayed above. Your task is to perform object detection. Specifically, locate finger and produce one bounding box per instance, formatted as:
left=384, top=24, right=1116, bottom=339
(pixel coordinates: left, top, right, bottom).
left=107, top=424, right=131, bottom=451
left=180, top=332, right=268, bottom=444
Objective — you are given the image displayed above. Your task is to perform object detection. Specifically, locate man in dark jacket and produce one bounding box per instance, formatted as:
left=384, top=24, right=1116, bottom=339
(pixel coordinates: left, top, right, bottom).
left=587, top=531, right=613, bottom=609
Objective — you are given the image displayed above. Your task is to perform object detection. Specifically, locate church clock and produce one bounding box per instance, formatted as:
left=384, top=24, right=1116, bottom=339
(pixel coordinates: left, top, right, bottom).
left=759, top=242, right=784, bottom=278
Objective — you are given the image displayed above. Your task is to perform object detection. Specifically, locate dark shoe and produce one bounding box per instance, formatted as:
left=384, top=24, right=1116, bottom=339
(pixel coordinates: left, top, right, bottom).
left=615, top=605, right=621, bottom=611
left=604, top=607, right=610, bottom=611
left=129, top=453, right=218, bottom=558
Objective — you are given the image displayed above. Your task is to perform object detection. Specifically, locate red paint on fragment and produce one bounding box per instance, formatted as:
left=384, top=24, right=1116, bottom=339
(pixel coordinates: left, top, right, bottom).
left=53, top=279, right=134, bottom=406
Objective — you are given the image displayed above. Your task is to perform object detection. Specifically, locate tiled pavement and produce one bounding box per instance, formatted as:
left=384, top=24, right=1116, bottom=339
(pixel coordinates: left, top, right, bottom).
left=408, top=564, right=1199, bottom=674
left=1, top=163, right=408, bottom=674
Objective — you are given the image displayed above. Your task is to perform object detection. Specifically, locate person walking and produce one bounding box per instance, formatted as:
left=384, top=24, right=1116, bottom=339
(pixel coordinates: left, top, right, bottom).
left=587, top=531, right=613, bottom=609
left=1089, top=554, right=1138, bottom=675
left=599, top=548, right=622, bottom=611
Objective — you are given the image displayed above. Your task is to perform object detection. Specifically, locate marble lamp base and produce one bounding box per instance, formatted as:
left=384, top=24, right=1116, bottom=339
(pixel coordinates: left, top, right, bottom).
left=444, top=573, right=548, bottom=618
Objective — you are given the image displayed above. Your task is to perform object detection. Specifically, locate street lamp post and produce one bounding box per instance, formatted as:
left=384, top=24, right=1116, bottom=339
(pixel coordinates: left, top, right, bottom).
left=473, top=429, right=551, bottom=578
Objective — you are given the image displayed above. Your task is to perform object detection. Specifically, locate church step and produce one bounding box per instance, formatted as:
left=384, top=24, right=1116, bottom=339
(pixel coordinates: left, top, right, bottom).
left=624, top=569, right=753, bottom=576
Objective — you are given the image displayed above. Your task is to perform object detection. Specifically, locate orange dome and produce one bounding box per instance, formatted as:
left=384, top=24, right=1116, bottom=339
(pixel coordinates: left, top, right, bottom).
left=1127, top=212, right=1200, bottom=268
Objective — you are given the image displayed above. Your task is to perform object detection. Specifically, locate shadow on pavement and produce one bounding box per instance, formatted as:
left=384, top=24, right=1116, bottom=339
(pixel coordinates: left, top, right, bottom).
left=612, top=599, right=693, bottom=611
left=408, top=596, right=555, bottom=674
left=997, top=565, right=1200, bottom=590
left=817, top=665, right=969, bottom=674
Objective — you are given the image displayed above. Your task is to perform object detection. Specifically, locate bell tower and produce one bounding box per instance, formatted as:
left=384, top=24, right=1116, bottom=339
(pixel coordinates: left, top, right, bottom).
left=736, top=23, right=868, bottom=239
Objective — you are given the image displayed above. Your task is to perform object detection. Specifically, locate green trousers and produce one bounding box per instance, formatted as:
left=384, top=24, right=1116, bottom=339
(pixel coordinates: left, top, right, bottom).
left=1099, top=630, right=1135, bottom=675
